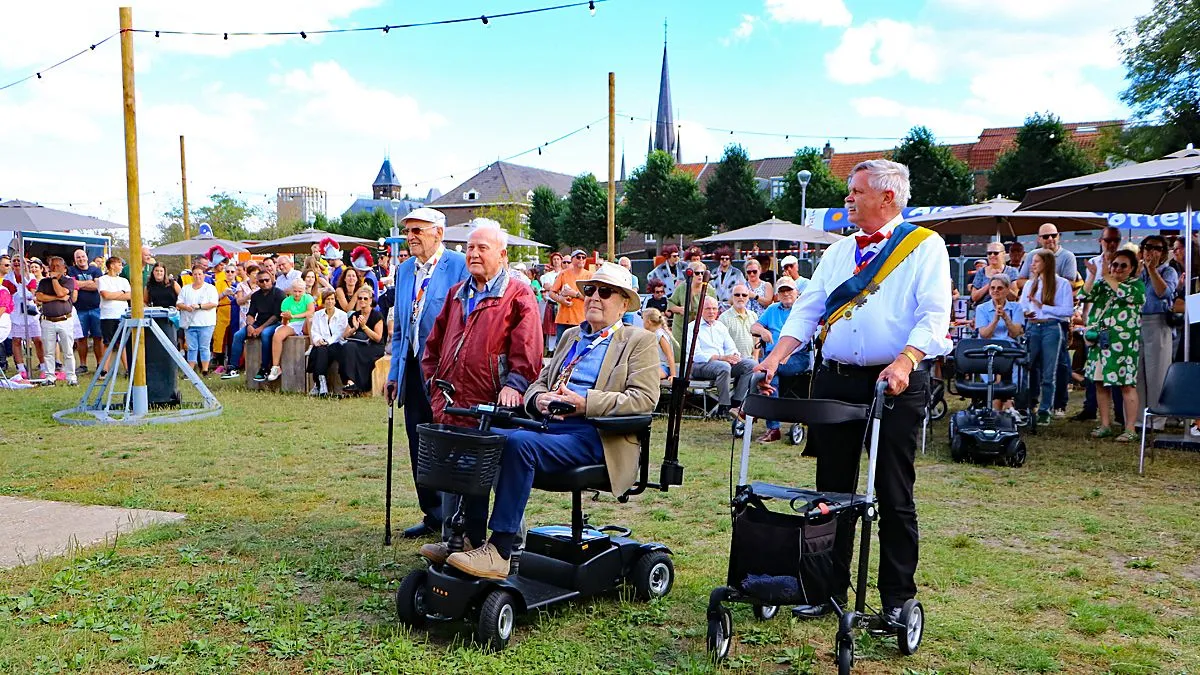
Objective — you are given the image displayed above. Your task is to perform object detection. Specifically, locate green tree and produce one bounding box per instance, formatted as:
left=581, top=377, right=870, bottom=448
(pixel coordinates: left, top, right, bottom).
left=154, top=193, right=258, bottom=245
left=617, top=150, right=705, bottom=241
left=889, top=126, right=974, bottom=206
left=476, top=201, right=537, bottom=263
left=771, top=147, right=847, bottom=224
left=986, top=113, right=1099, bottom=200
left=559, top=173, right=610, bottom=251
left=527, top=185, right=564, bottom=253
left=705, top=144, right=769, bottom=231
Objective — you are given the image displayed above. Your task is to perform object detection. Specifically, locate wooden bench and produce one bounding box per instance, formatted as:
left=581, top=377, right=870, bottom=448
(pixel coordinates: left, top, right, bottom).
left=244, top=335, right=344, bottom=395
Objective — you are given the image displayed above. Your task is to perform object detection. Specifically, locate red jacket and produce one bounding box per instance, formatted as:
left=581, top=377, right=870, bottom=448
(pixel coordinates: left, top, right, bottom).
left=421, top=272, right=543, bottom=427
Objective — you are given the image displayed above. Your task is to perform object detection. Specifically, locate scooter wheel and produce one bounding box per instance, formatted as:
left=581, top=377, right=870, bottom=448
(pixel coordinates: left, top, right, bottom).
left=752, top=604, right=778, bottom=621
left=788, top=423, right=806, bottom=446
left=1005, top=439, right=1027, bottom=468
left=476, top=589, right=518, bottom=651
left=930, top=399, right=947, bottom=421
left=896, top=598, right=924, bottom=656
left=949, top=433, right=967, bottom=462
left=632, top=551, right=674, bottom=600
left=395, top=569, right=428, bottom=628
left=836, top=634, right=855, bottom=674
left=706, top=606, right=733, bottom=663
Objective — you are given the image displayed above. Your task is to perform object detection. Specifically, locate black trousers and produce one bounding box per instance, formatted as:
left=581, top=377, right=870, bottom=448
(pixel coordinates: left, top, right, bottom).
left=306, top=343, right=342, bottom=376
left=403, top=353, right=442, bottom=525
left=808, top=365, right=927, bottom=607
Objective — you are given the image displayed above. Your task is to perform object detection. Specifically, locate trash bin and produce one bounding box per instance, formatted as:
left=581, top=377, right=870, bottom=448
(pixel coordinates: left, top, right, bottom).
left=143, top=308, right=180, bottom=406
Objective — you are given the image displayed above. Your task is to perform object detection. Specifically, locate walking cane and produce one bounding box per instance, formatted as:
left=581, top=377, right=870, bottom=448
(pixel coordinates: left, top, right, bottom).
left=384, top=396, right=395, bottom=546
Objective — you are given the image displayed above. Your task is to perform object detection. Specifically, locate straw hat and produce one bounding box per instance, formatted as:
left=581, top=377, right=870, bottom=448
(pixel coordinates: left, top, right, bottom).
left=587, top=261, right=641, bottom=312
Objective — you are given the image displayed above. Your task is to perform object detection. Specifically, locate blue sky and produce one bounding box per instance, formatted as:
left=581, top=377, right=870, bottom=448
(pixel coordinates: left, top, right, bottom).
left=0, top=0, right=1150, bottom=235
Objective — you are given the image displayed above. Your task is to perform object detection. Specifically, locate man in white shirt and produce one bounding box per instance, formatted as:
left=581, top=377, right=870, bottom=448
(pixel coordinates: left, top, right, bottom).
left=275, top=255, right=302, bottom=293
left=756, top=159, right=951, bottom=625
left=686, top=296, right=757, bottom=418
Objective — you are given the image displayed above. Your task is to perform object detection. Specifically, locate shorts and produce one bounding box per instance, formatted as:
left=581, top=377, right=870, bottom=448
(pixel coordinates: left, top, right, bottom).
left=77, top=308, right=102, bottom=339
left=101, top=318, right=122, bottom=345
left=287, top=321, right=306, bottom=337
left=9, top=313, right=40, bottom=340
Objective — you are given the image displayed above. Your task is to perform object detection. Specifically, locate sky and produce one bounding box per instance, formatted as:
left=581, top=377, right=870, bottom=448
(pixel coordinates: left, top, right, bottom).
left=0, top=0, right=1153, bottom=238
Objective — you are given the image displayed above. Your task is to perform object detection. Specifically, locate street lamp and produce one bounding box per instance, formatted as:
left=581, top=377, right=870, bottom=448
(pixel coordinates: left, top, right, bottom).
left=796, top=169, right=812, bottom=227
left=389, top=197, right=401, bottom=269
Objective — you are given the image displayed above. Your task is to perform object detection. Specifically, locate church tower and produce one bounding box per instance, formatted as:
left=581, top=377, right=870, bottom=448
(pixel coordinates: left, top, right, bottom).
left=652, top=22, right=679, bottom=161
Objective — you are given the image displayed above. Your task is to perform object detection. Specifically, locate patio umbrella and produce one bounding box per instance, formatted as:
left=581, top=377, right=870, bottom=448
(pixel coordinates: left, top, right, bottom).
left=1017, top=146, right=1200, bottom=356
left=245, top=228, right=376, bottom=254
left=907, top=197, right=1108, bottom=237
left=152, top=235, right=249, bottom=257
left=441, top=225, right=548, bottom=248
left=696, top=216, right=844, bottom=245
left=0, top=200, right=126, bottom=232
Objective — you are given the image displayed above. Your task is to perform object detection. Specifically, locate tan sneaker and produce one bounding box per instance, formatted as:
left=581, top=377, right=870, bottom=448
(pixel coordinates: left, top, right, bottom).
left=446, top=543, right=510, bottom=580
left=419, top=537, right=474, bottom=565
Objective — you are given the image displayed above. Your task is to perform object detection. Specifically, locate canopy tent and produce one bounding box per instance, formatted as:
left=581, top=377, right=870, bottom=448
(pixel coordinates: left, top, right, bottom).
left=152, top=235, right=249, bottom=257
left=696, top=216, right=845, bottom=245
left=0, top=200, right=126, bottom=232
left=907, top=197, right=1108, bottom=237
left=441, top=225, right=548, bottom=248
left=245, top=229, right=376, bottom=254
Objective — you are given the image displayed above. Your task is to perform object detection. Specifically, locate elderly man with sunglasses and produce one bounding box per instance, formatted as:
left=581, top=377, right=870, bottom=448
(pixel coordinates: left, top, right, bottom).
left=1016, top=223, right=1080, bottom=418
left=224, top=271, right=286, bottom=381
left=442, top=262, right=660, bottom=580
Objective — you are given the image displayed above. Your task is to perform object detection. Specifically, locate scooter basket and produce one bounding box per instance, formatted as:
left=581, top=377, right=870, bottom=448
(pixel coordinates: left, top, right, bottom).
left=415, top=423, right=506, bottom=497
left=727, top=500, right=842, bottom=606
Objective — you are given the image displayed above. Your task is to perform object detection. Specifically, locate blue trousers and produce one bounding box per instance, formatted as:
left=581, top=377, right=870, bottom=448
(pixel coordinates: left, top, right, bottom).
left=463, top=420, right=605, bottom=540
left=229, top=324, right=278, bottom=371
left=1026, top=321, right=1062, bottom=414
left=1054, top=323, right=1071, bottom=410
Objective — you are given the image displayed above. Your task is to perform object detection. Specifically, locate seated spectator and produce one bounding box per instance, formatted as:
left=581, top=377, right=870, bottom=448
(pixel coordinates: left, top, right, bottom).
left=748, top=276, right=809, bottom=442
left=1081, top=249, right=1145, bottom=442
left=234, top=264, right=257, bottom=329
left=743, top=259, right=773, bottom=313
left=177, top=261, right=220, bottom=376
left=223, top=270, right=285, bottom=381
left=718, top=284, right=758, bottom=359
left=266, top=279, right=315, bottom=382
left=303, top=268, right=334, bottom=307
left=443, top=262, right=657, bottom=580
left=97, top=256, right=131, bottom=376
left=337, top=288, right=385, bottom=394
left=275, top=255, right=302, bottom=292
left=642, top=278, right=669, bottom=314
left=647, top=244, right=685, bottom=296
left=686, top=296, right=757, bottom=418
left=336, top=266, right=364, bottom=312
left=973, top=274, right=1025, bottom=414
left=641, top=308, right=676, bottom=382
left=668, top=261, right=717, bottom=360
left=307, top=290, right=347, bottom=395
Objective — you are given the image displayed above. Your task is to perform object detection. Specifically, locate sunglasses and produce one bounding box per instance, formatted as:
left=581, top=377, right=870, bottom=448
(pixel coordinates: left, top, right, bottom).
left=720, top=257, right=731, bottom=261
left=746, top=269, right=759, bottom=274
left=257, top=278, right=271, bottom=284
left=404, top=225, right=436, bottom=235
left=579, top=284, right=616, bottom=299
left=1110, top=262, right=1131, bottom=270
left=732, top=292, right=749, bottom=297
left=987, top=251, right=1002, bottom=256
left=1039, top=233, right=1059, bottom=239
left=1101, top=238, right=1121, bottom=244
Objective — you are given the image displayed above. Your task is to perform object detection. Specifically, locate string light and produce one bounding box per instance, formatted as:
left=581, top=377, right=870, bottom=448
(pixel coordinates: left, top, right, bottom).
left=481, top=15, right=489, bottom=25
left=0, top=32, right=118, bottom=93
left=589, top=0, right=596, bottom=15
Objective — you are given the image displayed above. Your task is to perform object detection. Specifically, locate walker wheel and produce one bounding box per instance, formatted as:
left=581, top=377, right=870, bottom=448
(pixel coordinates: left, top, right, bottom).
left=395, top=569, right=428, bottom=628
left=836, top=634, right=854, bottom=674
left=788, top=423, right=806, bottom=446
left=731, top=417, right=746, bottom=438
left=631, top=551, right=674, bottom=601
left=752, top=604, right=778, bottom=621
left=896, top=598, right=924, bottom=656
left=929, top=398, right=947, bottom=421
left=476, top=589, right=517, bottom=651
left=706, top=606, right=733, bottom=663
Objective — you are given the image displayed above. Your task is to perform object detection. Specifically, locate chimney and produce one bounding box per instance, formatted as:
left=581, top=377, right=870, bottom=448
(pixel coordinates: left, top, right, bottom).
left=822, top=141, right=834, bottom=163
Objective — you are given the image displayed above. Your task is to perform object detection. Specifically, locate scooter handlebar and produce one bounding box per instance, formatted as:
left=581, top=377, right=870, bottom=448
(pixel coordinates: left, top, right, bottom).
left=963, top=347, right=1026, bottom=359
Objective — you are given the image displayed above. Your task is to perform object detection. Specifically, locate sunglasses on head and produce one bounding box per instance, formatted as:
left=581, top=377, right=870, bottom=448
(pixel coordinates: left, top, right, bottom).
left=579, top=284, right=616, bottom=299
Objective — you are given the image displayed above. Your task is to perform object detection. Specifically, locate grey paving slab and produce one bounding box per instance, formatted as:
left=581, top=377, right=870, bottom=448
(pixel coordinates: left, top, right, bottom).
left=0, top=496, right=185, bottom=569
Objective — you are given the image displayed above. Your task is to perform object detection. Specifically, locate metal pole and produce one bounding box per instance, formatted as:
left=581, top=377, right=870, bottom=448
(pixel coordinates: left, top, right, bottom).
left=1186, top=193, right=1193, bottom=360
left=607, top=72, right=616, bottom=262
left=801, top=184, right=808, bottom=228
left=119, top=7, right=147, bottom=416
left=179, top=135, right=190, bottom=242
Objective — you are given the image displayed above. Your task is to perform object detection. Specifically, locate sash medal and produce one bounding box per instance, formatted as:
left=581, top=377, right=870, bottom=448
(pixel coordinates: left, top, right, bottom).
left=410, top=251, right=442, bottom=326
left=553, top=322, right=621, bottom=391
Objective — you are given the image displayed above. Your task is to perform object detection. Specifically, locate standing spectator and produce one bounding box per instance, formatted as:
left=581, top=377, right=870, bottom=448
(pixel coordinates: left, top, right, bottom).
left=711, top=247, right=746, bottom=309
left=687, top=296, right=757, bottom=418
left=336, top=267, right=364, bottom=313
left=385, top=206, right=469, bottom=539
left=642, top=278, right=669, bottom=314
left=5, top=258, right=45, bottom=380
left=1073, top=227, right=1124, bottom=421
left=970, top=242, right=1019, bottom=305
left=265, top=278, right=315, bottom=382
left=35, top=256, right=77, bottom=385
left=0, top=270, right=11, bottom=368
left=547, top=250, right=593, bottom=342
left=618, top=256, right=640, bottom=292
left=145, top=263, right=180, bottom=309
left=1136, top=235, right=1177, bottom=431
left=1007, top=241, right=1026, bottom=271
left=67, top=249, right=103, bottom=374
left=308, top=243, right=331, bottom=278
left=755, top=253, right=776, bottom=285
left=778, top=254, right=809, bottom=291
left=307, top=290, right=347, bottom=395
left=641, top=308, right=676, bottom=381
left=223, top=270, right=285, bottom=381
left=749, top=276, right=809, bottom=442
left=177, top=261, right=219, bottom=376
left=718, top=284, right=758, bottom=359
left=667, top=261, right=717, bottom=360
left=274, top=255, right=302, bottom=293
left=97, top=256, right=131, bottom=376
left=1016, top=224, right=1079, bottom=418
left=120, top=246, right=156, bottom=286
left=743, top=259, right=774, bottom=313
left=646, top=244, right=685, bottom=296
left=320, top=238, right=344, bottom=287
left=396, top=248, right=410, bottom=264
left=338, top=288, right=385, bottom=394
left=1020, top=250, right=1075, bottom=425
left=1082, top=249, right=1145, bottom=442
left=349, top=247, right=379, bottom=299
left=540, top=252, right=564, bottom=352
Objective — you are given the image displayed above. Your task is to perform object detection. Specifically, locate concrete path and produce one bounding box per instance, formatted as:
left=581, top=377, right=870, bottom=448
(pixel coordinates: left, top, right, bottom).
left=0, top=496, right=185, bottom=569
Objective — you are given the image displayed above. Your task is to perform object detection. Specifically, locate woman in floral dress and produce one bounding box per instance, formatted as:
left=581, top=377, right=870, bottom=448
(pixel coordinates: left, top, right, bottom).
left=1081, top=248, right=1146, bottom=442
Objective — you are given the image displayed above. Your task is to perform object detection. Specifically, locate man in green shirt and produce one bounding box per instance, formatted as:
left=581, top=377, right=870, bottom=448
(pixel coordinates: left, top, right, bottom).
left=119, top=246, right=156, bottom=286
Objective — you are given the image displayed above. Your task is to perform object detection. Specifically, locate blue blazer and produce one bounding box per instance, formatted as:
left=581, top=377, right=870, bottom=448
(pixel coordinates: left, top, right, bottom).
left=388, top=248, right=470, bottom=398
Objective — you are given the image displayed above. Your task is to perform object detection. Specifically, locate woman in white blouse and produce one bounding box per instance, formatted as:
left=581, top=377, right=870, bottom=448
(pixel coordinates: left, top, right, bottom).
left=306, top=290, right=347, bottom=395
left=1019, top=250, right=1076, bottom=425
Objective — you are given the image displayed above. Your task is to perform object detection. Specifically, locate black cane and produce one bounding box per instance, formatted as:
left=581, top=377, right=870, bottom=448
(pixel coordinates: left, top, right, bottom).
left=384, top=398, right=395, bottom=546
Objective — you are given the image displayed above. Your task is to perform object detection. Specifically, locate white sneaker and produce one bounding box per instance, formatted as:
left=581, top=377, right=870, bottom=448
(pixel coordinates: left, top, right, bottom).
left=1190, top=423, right=1200, bottom=438
left=267, top=366, right=282, bottom=382
left=66, top=378, right=78, bottom=387
left=318, top=375, right=328, bottom=395
left=1052, top=408, right=1067, bottom=419
left=308, top=384, right=321, bottom=396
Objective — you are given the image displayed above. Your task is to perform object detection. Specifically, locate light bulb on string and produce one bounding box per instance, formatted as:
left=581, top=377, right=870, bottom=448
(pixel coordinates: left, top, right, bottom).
left=481, top=15, right=489, bottom=25
left=589, top=1, right=596, bottom=15
left=300, top=31, right=307, bottom=39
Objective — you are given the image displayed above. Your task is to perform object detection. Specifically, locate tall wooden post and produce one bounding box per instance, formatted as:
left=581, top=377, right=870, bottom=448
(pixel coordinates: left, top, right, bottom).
left=119, top=7, right=147, bottom=415
left=607, top=72, right=616, bottom=262
left=179, top=135, right=190, bottom=241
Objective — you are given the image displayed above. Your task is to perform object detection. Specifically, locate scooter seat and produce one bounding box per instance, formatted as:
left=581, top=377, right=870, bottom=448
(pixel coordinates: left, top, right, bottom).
left=955, top=380, right=1017, bottom=399
left=532, top=464, right=611, bottom=493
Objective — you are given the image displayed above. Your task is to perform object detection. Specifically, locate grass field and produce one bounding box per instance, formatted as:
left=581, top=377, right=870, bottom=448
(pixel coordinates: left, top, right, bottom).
left=2, top=380, right=1200, bottom=674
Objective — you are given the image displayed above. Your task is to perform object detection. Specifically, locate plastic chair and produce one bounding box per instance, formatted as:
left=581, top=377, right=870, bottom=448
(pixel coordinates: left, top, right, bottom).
left=1139, top=362, right=1200, bottom=474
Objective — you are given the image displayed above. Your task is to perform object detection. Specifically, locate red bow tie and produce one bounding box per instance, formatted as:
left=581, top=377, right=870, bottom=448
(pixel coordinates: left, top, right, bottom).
left=855, top=231, right=885, bottom=249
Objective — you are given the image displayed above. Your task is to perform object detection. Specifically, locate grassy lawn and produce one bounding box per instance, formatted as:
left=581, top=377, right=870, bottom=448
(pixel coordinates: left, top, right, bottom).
left=2, top=381, right=1200, bottom=673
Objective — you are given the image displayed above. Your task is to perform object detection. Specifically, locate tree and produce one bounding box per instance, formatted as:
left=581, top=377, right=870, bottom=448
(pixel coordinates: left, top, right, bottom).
left=154, top=193, right=257, bottom=245
left=889, top=126, right=974, bottom=206
left=527, top=185, right=564, bottom=252
left=559, top=173, right=610, bottom=251
left=475, top=201, right=538, bottom=263
left=771, top=147, right=847, bottom=224
left=986, top=113, right=1099, bottom=200
left=705, top=144, right=769, bottom=231
left=617, top=150, right=705, bottom=242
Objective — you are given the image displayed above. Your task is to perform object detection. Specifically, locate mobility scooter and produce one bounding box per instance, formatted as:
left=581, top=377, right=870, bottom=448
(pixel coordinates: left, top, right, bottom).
left=948, top=338, right=1030, bottom=466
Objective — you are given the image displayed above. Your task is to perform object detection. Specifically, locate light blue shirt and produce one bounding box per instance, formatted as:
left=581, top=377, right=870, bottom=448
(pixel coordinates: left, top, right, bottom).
left=457, top=269, right=507, bottom=317
left=1141, top=263, right=1178, bottom=315
left=757, top=302, right=810, bottom=375
left=561, top=323, right=613, bottom=397
left=973, top=300, right=1024, bottom=343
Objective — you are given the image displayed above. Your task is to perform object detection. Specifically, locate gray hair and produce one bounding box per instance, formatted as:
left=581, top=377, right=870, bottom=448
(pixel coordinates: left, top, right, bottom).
left=989, top=273, right=1012, bottom=287
left=467, top=218, right=509, bottom=248
left=849, top=159, right=911, bottom=209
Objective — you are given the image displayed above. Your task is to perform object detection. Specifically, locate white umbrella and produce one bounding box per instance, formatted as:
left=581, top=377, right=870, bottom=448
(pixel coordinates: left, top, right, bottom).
left=696, top=216, right=844, bottom=246
left=245, top=229, right=376, bottom=254
left=907, top=197, right=1108, bottom=237
left=441, top=225, right=548, bottom=248
left=0, top=200, right=126, bottom=232
left=152, top=236, right=248, bottom=257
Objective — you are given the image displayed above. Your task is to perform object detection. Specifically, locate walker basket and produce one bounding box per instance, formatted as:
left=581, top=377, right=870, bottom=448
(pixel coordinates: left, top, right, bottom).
left=415, top=424, right=506, bottom=497
left=727, top=498, right=843, bottom=606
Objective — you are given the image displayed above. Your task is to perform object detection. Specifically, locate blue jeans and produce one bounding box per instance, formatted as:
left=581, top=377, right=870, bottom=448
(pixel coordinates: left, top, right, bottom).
left=1054, top=323, right=1071, bottom=410
left=185, top=324, right=215, bottom=365
left=229, top=324, right=278, bottom=372
left=1026, top=321, right=1062, bottom=414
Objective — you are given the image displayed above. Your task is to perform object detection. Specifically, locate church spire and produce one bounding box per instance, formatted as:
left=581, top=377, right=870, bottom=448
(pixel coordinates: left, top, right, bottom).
left=653, top=20, right=676, bottom=160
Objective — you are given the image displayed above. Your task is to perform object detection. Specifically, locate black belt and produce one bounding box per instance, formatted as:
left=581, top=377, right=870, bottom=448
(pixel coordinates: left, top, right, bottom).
left=42, top=315, right=70, bottom=322
left=822, top=360, right=930, bottom=378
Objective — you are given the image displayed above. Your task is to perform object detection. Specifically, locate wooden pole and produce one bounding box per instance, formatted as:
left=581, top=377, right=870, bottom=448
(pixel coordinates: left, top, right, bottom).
left=119, top=6, right=147, bottom=415
left=607, top=72, right=616, bottom=262
left=179, top=135, right=190, bottom=241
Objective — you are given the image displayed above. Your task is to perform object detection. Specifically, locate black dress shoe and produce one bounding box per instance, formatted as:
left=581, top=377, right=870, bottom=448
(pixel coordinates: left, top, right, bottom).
left=1070, top=410, right=1097, bottom=421
left=402, top=522, right=434, bottom=538
left=881, top=605, right=903, bottom=626
left=791, top=602, right=834, bottom=619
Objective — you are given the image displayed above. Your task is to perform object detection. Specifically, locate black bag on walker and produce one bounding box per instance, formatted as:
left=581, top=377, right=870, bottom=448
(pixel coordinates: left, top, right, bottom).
left=727, top=499, right=840, bottom=606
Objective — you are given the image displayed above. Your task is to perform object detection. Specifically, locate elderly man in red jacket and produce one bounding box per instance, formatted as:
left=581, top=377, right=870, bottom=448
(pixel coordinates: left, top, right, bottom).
left=419, top=219, right=544, bottom=559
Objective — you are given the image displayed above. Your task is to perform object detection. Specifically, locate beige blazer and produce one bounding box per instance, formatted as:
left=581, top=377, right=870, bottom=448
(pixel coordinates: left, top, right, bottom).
left=525, top=325, right=661, bottom=495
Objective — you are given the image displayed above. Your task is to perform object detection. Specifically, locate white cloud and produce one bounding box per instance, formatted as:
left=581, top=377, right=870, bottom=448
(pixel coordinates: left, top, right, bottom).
left=764, top=0, right=851, bottom=27
left=721, top=15, right=759, bottom=46
left=850, top=97, right=989, bottom=138
left=932, top=0, right=1151, bottom=23
left=825, top=20, right=939, bottom=85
